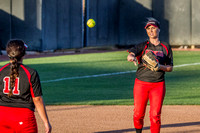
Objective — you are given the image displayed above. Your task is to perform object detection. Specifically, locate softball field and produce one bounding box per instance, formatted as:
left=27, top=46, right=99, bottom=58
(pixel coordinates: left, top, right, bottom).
left=1, top=49, right=200, bottom=133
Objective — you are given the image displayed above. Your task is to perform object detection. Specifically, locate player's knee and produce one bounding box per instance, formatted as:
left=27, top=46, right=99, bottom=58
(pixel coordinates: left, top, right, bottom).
left=150, top=113, right=161, bottom=125
left=134, top=111, right=145, bottom=119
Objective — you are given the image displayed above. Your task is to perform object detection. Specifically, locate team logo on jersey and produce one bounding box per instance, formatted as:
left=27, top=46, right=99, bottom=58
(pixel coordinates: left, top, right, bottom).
left=145, top=50, right=164, bottom=57
left=3, top=76, right=20, bottom=95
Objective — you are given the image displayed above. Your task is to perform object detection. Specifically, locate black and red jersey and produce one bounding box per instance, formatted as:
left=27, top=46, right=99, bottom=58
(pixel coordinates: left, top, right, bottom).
left=128, top=41, right=173, bottom=82
left=0, top=63, right=42, bottom=111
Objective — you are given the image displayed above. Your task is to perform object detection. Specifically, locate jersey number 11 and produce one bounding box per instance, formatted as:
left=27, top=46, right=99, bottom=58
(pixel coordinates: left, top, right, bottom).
left=3, top=77, right=20, bottom=95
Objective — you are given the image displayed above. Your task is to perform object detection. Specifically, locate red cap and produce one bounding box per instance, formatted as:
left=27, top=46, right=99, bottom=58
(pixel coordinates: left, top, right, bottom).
left=144, top=18, right=160, bottom=29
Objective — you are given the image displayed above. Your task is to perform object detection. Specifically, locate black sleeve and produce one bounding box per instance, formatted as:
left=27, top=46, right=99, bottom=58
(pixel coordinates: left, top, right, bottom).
left=127, top=42, right=147, bottom=56
left=165, top=43, right=173, bottom=66
left=31, top=70, right=43, bottom=97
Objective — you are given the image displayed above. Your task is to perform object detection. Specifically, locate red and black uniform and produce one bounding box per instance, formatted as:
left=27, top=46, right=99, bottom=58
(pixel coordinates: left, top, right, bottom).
left=128, top=41, right=173, bottom=133
left=0, top=63, right=42, bottom=132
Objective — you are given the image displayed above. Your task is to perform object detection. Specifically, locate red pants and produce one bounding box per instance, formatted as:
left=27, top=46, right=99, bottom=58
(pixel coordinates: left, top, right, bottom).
left=0, top=106, right=38, bottom=133
left=133, top=78, right=165, bottom=133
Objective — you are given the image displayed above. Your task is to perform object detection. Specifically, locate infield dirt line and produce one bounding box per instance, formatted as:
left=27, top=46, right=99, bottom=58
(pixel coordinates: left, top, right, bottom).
left=35, top=105, right=200, bottom=133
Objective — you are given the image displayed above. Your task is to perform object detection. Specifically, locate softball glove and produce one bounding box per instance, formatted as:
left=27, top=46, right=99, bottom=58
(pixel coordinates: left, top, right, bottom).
left=142, top=51, right=160, bottom=71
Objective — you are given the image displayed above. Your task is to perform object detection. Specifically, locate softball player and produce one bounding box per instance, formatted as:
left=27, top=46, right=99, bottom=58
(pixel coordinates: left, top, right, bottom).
left=127, top=18, right=173, bottom=133
left=0, top=39, right=52, bottom=133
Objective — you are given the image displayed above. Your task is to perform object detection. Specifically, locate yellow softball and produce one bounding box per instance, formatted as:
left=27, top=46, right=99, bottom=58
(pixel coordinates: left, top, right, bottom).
left=87, top=19, right=96, bottom=28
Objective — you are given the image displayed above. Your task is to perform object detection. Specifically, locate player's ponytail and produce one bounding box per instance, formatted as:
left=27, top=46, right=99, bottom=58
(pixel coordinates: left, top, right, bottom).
left=8, top=57, right=19, bottom=97
left=6, top=39, right=26, bottom=97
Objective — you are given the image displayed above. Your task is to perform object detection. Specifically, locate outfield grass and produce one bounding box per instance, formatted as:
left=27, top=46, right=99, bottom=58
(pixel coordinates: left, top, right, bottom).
left=0, top=50, right=200, bottom=105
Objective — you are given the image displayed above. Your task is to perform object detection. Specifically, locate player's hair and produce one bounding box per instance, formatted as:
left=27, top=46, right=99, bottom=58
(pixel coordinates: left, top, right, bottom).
left=6, top=39, right=26, bottom=97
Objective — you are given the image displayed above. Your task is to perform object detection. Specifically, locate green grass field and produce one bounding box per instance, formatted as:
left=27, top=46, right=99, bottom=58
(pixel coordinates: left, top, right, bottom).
left=1, top=50, right=200, bottom=105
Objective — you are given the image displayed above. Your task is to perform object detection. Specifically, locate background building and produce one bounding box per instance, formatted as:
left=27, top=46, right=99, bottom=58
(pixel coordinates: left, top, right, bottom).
left=0, top=0, right=199, bottom=51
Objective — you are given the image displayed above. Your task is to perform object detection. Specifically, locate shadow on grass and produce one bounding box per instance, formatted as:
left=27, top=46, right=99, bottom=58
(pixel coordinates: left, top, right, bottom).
left=95, top=121, right=200, bottom=133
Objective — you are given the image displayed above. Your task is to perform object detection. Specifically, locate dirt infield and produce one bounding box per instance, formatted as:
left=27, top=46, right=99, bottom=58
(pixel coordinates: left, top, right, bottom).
left=35, top=105, right=200, bottom=133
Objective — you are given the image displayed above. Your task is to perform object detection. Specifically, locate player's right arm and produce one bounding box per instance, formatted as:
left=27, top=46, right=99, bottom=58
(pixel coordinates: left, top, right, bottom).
left=30, top=70, right=52, bottom=133
left=127, top=42, right=147, bottom=66
left=33, top=96, right=52, bottom=133
left=127, top=53, right=137, bottom=66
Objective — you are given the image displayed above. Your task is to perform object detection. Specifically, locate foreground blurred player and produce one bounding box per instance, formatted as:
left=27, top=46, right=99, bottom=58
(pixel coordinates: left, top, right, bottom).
left=0, top=39, right=52, bottom=133
left=127, top=18, right=173, bottom=133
